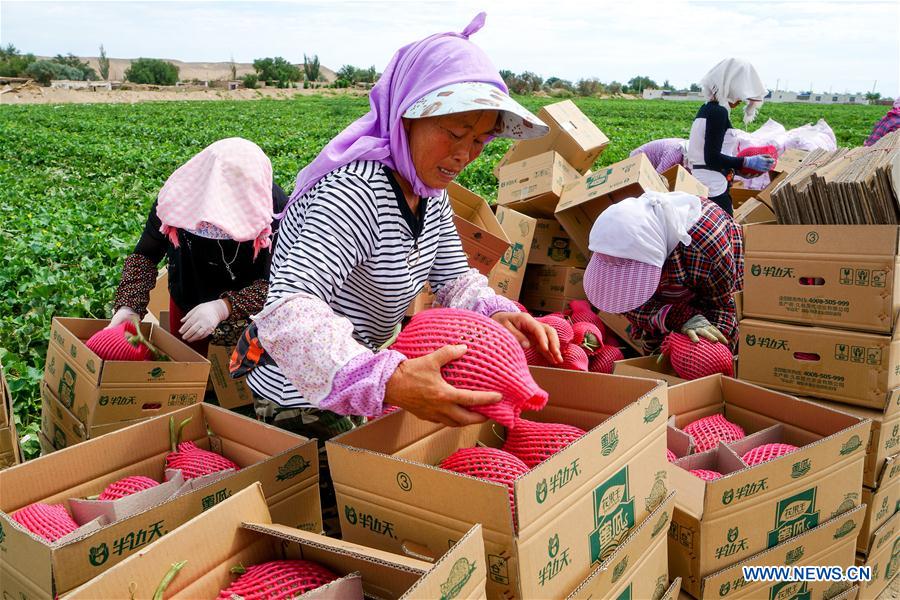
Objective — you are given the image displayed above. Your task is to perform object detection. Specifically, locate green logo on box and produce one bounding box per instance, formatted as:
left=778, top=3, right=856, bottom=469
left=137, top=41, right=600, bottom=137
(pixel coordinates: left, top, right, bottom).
left=501, top=243, right=525, bottom=272
left=885, top=538, right=899, bottom=579
left=839, top=435, right=862, bottom=455
left=276, top=455, right=310, bottom=481
left=89, top=543, right=109, bottom=566
left=833, top=520, right=857, bottom=539
left=643, top=397, right=663, bottom=423
left=790, top=459, right=811, bottom=478
left=768, top=488, right=820, bottom=548
left=785, top=546, right=804, bottom=564
left=615, top=584, right=633, bottom=600
left=149, top=367, right=165, bottom=379
left=651, top=512, right=669, bottom=538
left=769, top=580, right=810, bottom=600
left=0, top=522, right=5, bottom=545
left=611, top=555, right=628, bottom=583
left=824, top=583, right=852, bottom=600
left=601, top=428, right=619, bottom=456
left=59, top=364, right=76, bottom=409
left=440, top=557, right=476, bottom=600
left=588, top=466, right=635, bottom=566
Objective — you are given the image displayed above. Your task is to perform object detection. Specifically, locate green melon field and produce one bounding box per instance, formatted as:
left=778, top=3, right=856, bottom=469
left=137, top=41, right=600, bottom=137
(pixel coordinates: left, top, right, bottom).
left=0, top=95, right=886, bottom=457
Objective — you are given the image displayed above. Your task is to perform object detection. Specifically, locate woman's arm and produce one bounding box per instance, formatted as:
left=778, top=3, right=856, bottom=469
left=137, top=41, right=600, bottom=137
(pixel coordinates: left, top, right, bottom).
left=703, top=105, right=745, bottom=172
left=112, top=201, right=168, bottom=316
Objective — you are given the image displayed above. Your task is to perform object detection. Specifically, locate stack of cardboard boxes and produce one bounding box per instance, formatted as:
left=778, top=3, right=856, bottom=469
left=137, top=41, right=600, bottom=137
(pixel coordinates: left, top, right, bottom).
left=738, top=223, right=900, bottom=599
left=39, top=317, right=210, bottom=453
left=0, top=361, right=22, bottom=469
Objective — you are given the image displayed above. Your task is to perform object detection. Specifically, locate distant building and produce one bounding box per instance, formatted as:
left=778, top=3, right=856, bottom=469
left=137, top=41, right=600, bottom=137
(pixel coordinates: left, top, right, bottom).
left=642, top=89, right=703, bottom=101
left=643, top=88, right=869, bottom=105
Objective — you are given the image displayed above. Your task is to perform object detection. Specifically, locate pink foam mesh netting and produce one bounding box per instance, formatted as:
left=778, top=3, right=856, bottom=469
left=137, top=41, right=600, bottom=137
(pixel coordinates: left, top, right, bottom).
left=560, top=344, right=589, bottom=371
left=165, top=441, right=239, bottom=480
left=502, top=418, right=586, bottom=467
left=11, top=502, right=79, bottom=542
left=662, top=333, right=734, bottom=380
left=589, top=344, right=624, bottom=374
left=572, top=322, right=603, bottom=353
left=690, top=469, right=723, bottom=481
left=683, top=414, right=746, bottom=453
left=742, top=443, right=799, bottom=466
left=666, top=449, right=677, bottom=463
left=390, top=308, right=549, bottom=427
left=85, top=321, right=151, bottom=361
left=737, top=145, right=778, bottom=176
left=439, top=447, right=529, bottom=521
left=536, top=315, right=574, bottom=345
left=98, top=475, right=160, bottom=501
left=524, top=345, right=551, bottom=367
left=216, top=560, right=339, bottom=600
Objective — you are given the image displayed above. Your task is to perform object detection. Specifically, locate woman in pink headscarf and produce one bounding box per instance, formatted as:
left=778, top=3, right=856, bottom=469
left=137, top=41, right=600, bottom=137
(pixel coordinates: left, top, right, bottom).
left=864, top=99, right=900, bottom=146
left=108, top=137, right=288, bottom=355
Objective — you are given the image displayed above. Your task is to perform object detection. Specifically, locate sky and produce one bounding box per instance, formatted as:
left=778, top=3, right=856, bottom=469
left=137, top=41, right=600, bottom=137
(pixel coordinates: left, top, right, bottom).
left=2, top=0, right=898, bottom=96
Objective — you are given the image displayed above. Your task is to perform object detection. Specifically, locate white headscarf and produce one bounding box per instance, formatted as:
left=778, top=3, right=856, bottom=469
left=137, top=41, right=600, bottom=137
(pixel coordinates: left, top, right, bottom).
left=700, top=58, right=767, bottom=125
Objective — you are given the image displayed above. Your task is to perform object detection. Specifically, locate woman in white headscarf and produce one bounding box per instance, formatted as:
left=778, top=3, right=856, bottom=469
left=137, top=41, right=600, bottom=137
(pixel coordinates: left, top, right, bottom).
left=686, top=58, right=775, bottom=216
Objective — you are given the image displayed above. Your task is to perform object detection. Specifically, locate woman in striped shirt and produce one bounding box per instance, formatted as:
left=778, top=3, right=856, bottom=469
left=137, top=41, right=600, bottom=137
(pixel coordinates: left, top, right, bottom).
left=232, top=14, right=562, bottom=529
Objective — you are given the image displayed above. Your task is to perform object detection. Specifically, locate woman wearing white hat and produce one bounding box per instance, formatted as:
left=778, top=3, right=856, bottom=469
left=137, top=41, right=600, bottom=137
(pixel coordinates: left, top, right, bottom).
left=686, top=58, right=775, bottom=216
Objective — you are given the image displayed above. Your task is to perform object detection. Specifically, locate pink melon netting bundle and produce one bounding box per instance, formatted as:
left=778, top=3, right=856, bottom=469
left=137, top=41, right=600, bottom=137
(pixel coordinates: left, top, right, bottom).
left=666, top=449, right=677, bottom=463
left=662, top=333, right=734, bottom=380
left=690, top=469, right=723, bottom=481
left=85, top=321, right=152, bottom=361
left=502, top=419, right=586, bottom=468
left=166, top=441, right=240, bottom=480
left=737, top=144, right=779, bottom=176
left=439, top=447, right=529, bottom=522
left=98, top=475, right=160, bottom=500
left=742, top=443, right=799, bottom=466
left=390, top=308, right=549, bottom=427
left=216, top=560, right=339, bottom=600
left=11, top=502, right=79, bottom=542
left=683, top=414, right=746, bottom=453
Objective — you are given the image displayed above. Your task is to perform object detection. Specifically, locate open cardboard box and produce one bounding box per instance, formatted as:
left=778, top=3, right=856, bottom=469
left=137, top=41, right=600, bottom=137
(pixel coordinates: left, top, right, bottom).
left=528, top=217, right=588, bottom=268
left=738, top=318, right=900, bottom=410
left=520, top=265, right=586, bottom=314
left=497, top=150, right=580, bottom=218
left=488, top=207, right=537, bottom=302
left=690, top=505, right=865, bottom=600
left=859, top=456, right=899, bottom=555
left=66, top=483, right=488, bottom=600
left=448, top=182, right=510, bottom=276
left=733, top=197, right=776, bottom=225
left=555, top=153, right=669, bottom=257
left=206, top=344, right=253, bottom=410
left=40, top=382, right=142, bottom=451
left=855, top=509, right=899, bottom=600
left=614, top=355, right=686, bottom=385
left=328, top=369, right=668, bottom=599
left=0, top=403, right=320, bottom=598
left=662, top=165, right=709, bottom=198
left=597, top=310, right=645, bottom=355
left=494, top=100, right=609, bottom=175
left=566, top=493, right=680, bottom=599
left=666, top=375, right=871, bottom=597
left=42, top=317, right=209, bottom=429
left=742, top=224, right=900, bottom=334
left=0, top=361, right=21, bottom=469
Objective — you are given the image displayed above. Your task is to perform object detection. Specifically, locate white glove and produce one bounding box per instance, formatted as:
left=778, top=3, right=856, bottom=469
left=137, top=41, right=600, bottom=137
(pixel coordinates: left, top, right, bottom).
left=107, top=307, right=139, bottom=329
left=681, top=314, right=728, bottom=344
left=179, top=299, right=230, bottom=342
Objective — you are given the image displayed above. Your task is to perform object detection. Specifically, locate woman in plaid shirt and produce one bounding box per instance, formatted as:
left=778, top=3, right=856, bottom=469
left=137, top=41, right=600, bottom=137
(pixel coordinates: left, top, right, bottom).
left=583, top=192, right=743, bottom=353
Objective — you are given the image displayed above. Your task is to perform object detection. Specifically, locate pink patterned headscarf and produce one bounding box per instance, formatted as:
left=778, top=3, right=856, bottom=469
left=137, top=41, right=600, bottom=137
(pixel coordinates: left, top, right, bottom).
left=156, top=138, right=274, bottom=258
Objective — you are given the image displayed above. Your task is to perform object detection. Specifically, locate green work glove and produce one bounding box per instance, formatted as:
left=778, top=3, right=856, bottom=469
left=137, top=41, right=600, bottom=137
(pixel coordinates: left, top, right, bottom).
left=681, top=315, right=728, bottom=344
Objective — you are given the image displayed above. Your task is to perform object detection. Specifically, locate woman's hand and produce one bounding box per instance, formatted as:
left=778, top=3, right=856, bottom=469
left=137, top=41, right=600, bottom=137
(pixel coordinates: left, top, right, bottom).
left=385, top=345, right=502, bottom=427
left=492, top=311, right=563, bottom=364
left=179, top=299, right=230, bottom=342
left=107, top=307, right=139, bottom=329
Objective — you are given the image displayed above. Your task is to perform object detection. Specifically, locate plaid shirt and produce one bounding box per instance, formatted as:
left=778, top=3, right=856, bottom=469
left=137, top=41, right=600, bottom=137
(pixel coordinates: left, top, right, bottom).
left=625, top=200, right=743, bottom=353
left=864, top=111, right=900, bottom=146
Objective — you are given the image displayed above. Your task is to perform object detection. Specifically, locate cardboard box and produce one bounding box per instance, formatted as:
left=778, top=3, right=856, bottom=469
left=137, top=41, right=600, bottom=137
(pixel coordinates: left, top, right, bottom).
left=614, top=355, right=686, bottom=385
left=690, top=506, right=865, bottom=600
left=663, top=165, right=710, bottom=198
left=528, top=217, right=588, bottom=268
left=801, top=392, right=900, bottom=488
left=448, top=182, right=510, bottom=276
left=488, top=207, right=537, bottom=302
left=67, top=483, right=487, bottom=600
left=494, top=100, right=609, bottom=174
left=42, top=318, right=210, bottom=428
left=555, top=153, right=670, bottom=256
left=565, top=493, right=678, bottom=599
left=520, top=265, right=587, bottom=313
left=405, top=284, right=436, bottom=317
left=743, top=224, right=900, bottom=333
left=207, top=344, right=253, bottom=410
left=733, top=198, right=776, bottom=225
left=860, top=459, right=899, bottom=554
left=666, top=375, right=871, bottom=597
left=497, top=151, right=580, bottom=218
left=0, top=403, right=321, bottom=597
left=773, top=148, right=809, bottom=176
left=597, top=310, right=645, bottom=355
left=729, top=186, right=759, bottom=209
left=40, top=382, right=141, bottom=451
left=738, top=318, right=900, bottom=410
left=855, top=510, right=900, bottom=600
left=0, top=361, right=21, bottom=469
left=147, top=268, right=169, bottom=325
left=328, top=369, right=669, bottom=599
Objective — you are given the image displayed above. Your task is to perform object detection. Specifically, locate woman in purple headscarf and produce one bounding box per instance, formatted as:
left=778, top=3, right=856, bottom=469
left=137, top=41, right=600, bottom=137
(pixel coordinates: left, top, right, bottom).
left=234, top=8, right=559, bottom=468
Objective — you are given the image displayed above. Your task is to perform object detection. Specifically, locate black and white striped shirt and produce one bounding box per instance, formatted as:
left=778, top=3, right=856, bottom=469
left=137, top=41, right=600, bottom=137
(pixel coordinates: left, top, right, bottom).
left=247, top=160, right=470, bottom=406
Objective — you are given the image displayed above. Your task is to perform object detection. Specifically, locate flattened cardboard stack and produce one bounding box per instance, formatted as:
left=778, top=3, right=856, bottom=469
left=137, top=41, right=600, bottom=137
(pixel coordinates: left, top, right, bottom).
left=68, top=483, right=488, bottom=600
left=738, top=218, right=900, bottom=597
left=665, top=375, right=871, bottom=599
left=40, top=317, right=210, bottom=452
left=0, top=361, right=22, bottom=469
left=1, top=403, right=321, bottom=598
left=327, top=369, right=671, bottom=599
left=770, top=131, right=900, bottom=225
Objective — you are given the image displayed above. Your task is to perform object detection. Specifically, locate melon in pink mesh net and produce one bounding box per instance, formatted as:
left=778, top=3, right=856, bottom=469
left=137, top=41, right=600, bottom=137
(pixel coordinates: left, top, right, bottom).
left=390, top=308, right=549, bottom=427
left=536, top=315, right=574, bottom=345
left=690, top=469, right=723, bottom=481
left=502, top=418, right=586, bottom=467
left=741, top=443, right=799, bottom=466
left=11, top=502, right=79, bottom=542
left=217, top=560, right=339, bottom=600
left=85, top=321, right=152, bottom=361
left=560, top=344, right=589, bottom=371
left=666, top=449, right=677, bottom=463
left=737, top=145, right=778, bottom=176
left=589, top=344, right=624, bottom=374
left=683, top=414, right=746, bottom=453
left=661, top=333, right=734, bottom=380
left=439, top=447, right=529, bottom=523
left=166, top=441, right=240, bottom=480
left=98, top=475, right=160, bottom=501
